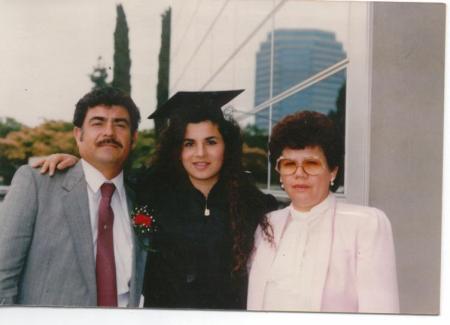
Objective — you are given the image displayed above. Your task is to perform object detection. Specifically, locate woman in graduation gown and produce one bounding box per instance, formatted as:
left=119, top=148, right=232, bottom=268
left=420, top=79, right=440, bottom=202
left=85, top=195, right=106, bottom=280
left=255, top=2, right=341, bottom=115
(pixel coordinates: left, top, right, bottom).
left=140, top=90, right=276, bottom=309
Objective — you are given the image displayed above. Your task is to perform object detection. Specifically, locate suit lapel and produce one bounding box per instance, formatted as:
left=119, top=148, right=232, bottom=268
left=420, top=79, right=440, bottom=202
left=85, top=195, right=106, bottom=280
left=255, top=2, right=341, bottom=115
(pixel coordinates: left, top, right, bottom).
left=62, top=162, right=97, bottom=301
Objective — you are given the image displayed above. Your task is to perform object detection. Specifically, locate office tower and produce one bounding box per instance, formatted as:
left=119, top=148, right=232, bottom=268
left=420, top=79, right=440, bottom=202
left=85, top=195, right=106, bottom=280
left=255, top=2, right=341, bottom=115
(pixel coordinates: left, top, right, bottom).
left=254, top=29, right=346, bottom=131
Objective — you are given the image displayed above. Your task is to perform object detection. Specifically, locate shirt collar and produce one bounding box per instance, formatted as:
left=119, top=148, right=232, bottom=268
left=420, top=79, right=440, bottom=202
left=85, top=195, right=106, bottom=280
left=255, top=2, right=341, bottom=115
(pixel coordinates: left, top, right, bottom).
left=80, top=159, right=125, bottom=196
left=289, top=192, right=334, bottom=222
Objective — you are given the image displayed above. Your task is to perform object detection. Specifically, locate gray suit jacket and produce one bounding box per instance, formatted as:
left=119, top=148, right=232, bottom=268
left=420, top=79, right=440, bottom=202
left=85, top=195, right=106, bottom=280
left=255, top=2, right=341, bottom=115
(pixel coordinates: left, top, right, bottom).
left=0, top=162, right=147, bottom=307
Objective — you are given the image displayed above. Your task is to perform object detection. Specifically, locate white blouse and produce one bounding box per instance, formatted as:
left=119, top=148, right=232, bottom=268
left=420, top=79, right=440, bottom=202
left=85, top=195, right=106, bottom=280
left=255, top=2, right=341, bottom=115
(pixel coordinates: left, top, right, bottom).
left=263, top=195, right=333, bottom=311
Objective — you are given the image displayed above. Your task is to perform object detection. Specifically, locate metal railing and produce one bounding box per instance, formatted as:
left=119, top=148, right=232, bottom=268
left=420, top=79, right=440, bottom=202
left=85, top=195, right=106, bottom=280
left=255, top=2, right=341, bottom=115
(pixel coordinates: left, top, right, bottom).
left=234, top=57, right=349, bottom=121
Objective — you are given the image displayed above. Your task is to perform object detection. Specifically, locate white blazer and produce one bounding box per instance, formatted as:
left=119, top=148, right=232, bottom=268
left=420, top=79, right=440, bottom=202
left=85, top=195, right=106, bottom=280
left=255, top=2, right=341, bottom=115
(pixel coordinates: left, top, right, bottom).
left=247, top=194, right=399, bottom=313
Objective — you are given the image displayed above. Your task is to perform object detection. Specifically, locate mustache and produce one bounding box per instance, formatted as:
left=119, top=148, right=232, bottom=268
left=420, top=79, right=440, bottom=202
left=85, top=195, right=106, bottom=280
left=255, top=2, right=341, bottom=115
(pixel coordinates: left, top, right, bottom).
left=96, top=138, right=123, bottom=148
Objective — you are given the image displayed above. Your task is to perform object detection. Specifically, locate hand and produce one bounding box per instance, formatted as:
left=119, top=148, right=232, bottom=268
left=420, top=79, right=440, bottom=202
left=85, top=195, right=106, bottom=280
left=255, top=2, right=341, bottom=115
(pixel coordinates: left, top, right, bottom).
left=30, top=153, right=79, bottom=176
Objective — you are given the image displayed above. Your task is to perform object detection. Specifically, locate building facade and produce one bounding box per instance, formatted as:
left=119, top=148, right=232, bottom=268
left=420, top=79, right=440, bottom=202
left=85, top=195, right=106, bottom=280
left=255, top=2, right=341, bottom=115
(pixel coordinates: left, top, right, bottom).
left=254, top=29, right=346, bottom=131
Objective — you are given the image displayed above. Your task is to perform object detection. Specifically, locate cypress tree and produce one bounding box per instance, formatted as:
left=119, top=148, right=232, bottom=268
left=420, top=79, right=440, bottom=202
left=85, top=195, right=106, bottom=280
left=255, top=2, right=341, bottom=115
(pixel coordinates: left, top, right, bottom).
left=155, top=7, right=171, bottom=138
left=112, top=4, right=131, bottom=94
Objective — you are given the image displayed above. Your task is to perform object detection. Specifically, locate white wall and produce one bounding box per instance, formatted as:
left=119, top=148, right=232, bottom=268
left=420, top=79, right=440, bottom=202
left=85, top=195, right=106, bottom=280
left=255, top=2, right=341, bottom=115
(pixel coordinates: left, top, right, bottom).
left=370, top=2, right=445, bottom=314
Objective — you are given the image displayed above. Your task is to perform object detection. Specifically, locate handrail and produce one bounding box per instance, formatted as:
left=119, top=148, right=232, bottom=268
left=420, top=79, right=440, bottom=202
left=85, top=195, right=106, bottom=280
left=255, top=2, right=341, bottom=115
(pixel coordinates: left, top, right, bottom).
left=235, top=57, right=349, bottom=121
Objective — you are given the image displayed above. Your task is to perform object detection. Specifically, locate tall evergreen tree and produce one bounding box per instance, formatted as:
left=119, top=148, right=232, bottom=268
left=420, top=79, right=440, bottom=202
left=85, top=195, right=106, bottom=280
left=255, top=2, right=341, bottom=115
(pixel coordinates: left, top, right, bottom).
left=89, top=56, right=110, bottom=90
left=112, top=4, right=131, bottom=94
left=155, top=7, right=171, bottom=138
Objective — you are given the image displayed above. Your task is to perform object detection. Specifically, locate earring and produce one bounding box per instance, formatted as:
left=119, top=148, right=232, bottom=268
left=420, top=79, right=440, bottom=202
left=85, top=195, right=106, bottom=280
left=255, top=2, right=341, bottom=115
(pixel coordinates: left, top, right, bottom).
left=330, top=179, right=335, bottom=187
left=280, top=179, right=284, bottom=190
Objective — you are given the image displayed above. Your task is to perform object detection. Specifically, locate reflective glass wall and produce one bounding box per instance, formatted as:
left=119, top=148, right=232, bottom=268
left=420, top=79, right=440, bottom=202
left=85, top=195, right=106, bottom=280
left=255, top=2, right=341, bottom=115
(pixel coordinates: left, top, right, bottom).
left=169, top=0, right=356, bottom=197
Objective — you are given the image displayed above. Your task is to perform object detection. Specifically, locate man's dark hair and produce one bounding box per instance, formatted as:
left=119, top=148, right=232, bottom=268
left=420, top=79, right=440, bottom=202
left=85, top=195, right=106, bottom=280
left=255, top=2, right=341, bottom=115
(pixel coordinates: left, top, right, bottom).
left=73, top=87, right=141, bottom=133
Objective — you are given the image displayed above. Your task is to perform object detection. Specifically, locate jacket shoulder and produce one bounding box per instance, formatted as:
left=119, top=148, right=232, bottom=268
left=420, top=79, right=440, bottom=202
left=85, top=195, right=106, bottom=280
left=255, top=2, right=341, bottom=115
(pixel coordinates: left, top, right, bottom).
left=14, top=164, right=38, bottom=178
left=266, top=206, right=290, bottom=221
left=10, top=164, right=82, bottom=199
left=335, top=201, right=392, bottom=230
left=337, top=201, right=388, bottom=217
left=14, top=163, right=72, bottom=180
left=8, top=165, right=42, bottom=192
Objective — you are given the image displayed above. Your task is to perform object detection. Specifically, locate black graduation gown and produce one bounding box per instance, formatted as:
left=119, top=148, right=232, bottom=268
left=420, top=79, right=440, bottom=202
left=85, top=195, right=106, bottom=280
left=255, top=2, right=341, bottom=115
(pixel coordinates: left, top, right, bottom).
left=141, top=178, right=247, bottom=310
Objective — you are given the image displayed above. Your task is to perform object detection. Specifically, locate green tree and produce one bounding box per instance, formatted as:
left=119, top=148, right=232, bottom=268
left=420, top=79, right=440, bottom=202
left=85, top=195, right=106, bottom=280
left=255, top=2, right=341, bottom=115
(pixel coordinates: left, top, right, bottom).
left=127, top=129, right=156, bottom=170
left=242, top=124, right=268, bottom=149
left=328, top=81, right=346, bottom=190
left=328, top=81, right=346, bottom=137
left=0, top=120, right=77, bottom=184
left=89, top=56, right=111, bottom=90
left=123, top=129, right=157, bottom=186
left=242, top=124, right=269, bottom=185
left=112, top=4, right=131, bottom=94
left=0, top=117, right=24, bottom=184
left=155, top=7, right=171, bottom=138
left=0, top=117, right=23, bottom=138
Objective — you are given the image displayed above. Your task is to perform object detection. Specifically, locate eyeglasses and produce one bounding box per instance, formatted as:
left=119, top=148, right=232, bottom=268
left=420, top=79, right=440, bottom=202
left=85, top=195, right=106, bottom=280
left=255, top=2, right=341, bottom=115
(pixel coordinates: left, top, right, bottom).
left=275, top=156, right=325, bottom=176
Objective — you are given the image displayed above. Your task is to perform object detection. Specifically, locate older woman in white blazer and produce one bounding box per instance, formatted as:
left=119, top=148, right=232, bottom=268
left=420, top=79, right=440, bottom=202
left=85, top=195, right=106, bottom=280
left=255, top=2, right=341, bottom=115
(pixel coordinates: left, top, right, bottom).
left=247, top=111, right=399, bottom=313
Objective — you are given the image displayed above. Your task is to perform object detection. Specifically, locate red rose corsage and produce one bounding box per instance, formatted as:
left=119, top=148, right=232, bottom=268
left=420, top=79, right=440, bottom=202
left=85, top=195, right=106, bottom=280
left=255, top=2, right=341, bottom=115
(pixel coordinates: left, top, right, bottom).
left=131, top=205, right=158, bottom=252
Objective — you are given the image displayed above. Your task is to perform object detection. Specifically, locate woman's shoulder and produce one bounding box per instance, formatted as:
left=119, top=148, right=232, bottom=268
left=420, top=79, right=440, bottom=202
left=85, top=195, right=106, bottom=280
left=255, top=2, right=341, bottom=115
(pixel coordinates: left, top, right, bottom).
left=253, top=206, right=289, bottom=245
left=336, top=201, right=387, bottom=216
left=335, top=201, right=392, bottom=228
left=265, top=206, right=290, bottom=221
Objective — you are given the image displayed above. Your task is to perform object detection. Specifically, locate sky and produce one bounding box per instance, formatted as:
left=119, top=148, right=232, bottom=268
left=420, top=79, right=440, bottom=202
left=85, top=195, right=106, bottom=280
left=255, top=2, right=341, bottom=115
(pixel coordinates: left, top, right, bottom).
left=0, top=0, right=352, bottom=130
left=0, top=0, right=445, bottom=132
left=0, top=0, right=170, bottom=130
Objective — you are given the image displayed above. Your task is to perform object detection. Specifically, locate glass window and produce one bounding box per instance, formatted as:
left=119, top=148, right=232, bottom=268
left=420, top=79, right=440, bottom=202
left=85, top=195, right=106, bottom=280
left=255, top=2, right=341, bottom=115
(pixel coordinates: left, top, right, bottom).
left=169, top=0, right=371, bottom=204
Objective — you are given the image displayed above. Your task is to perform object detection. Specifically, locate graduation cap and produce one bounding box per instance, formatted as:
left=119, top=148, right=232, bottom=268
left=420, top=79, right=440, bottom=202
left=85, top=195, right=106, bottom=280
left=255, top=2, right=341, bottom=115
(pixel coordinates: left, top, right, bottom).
left=148, top=89, right=244, bottom=119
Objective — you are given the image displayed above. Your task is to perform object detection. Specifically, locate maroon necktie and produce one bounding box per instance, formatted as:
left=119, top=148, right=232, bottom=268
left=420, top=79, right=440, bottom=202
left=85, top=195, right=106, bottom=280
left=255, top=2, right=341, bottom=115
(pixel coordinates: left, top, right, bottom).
left=96, top=183, right=118, bottom=307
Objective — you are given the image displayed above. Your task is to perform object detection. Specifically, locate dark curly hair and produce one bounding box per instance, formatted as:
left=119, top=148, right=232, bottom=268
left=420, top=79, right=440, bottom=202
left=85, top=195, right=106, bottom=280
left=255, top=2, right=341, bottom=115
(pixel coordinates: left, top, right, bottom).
left=269, top=111, right=344, bottom=191
left=73, top=86, right=141, bottom=133
left=151, top=106, right=273, bottom=274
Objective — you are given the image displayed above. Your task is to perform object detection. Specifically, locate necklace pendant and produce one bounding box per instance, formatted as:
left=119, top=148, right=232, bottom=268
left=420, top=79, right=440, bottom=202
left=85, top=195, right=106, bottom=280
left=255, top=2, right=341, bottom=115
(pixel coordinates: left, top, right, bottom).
left=204, top=208, right=210, bottom=216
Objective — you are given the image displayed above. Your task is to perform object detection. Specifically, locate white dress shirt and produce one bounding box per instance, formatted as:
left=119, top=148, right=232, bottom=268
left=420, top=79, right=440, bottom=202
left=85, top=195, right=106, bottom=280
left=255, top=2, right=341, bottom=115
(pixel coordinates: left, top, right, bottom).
left=81, top=159, right=133, bottom=307
left=263, top=195, right=332, bottom=311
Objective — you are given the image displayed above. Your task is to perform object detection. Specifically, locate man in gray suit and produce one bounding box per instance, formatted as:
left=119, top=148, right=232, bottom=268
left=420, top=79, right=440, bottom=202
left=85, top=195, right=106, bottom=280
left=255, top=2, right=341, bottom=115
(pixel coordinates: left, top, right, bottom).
left=0, top=87, right=146, bottom=307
